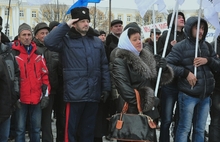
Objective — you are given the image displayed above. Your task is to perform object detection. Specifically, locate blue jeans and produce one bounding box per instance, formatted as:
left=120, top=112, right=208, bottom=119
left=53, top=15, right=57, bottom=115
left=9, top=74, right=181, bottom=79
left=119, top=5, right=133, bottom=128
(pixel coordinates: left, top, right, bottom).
left=15, top=103, right=41, bottom=142
left=175, top=92, right=210, bottom=142
left=0, top=116, right=11, bottom=142
left=159, top=83, right=179, bottom=142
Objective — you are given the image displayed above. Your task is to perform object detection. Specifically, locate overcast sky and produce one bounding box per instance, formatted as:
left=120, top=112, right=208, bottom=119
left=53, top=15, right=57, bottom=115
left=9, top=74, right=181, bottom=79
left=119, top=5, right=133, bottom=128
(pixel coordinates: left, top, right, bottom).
left=61, top=0, right=200, bottom=10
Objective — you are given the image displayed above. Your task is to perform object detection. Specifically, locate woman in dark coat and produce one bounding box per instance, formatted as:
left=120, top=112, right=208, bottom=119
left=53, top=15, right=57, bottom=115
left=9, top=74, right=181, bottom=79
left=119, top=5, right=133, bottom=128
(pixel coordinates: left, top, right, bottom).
left=110, top=28, right=174, bottom=141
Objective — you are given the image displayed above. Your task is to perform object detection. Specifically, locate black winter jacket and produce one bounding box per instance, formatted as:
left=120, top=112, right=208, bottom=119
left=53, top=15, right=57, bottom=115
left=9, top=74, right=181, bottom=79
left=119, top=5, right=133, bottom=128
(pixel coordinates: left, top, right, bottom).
left=157, top=12, right=185, bottom=56
left=166, top=17, right=220, bottom=98
left=0, top=43, right=19, bottom=124
left=34, top=38, right=60, bottom=94
left=111, top=48, right=173, bottom=110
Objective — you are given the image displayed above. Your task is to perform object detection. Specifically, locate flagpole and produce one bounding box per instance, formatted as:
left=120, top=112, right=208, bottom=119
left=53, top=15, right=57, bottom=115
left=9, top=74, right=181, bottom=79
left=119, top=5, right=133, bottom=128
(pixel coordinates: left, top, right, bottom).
left=214, top=36, right=217, bottom=53
left=174, top=1, right=179, bottom=41
left=108, top=0, right=111, bottom=33
left=5, top=0, right=11, bottom=35
left=193, top=0, right=202, bottom=83
left=154, top=0, right=178, bottom=96
left=152, top=4, right=157, bottom=55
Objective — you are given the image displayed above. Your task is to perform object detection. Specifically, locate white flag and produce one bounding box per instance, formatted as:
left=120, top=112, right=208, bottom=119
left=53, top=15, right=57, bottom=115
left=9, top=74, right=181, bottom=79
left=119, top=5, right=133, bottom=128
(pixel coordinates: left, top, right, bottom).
left=156, top=0, right=168, bottom=14
left=176, top=0, right=185, bottom=5
left=135, top=0, right=157, bottom=18
left=213, top=0, right=220, bottom=12
left=135, top=0, right=168, bottom=18
left=204, top=2, right=220, bottom=37
left=197, top=0, right=212, bottom=8
left=27, top=0, right=52, bottom=5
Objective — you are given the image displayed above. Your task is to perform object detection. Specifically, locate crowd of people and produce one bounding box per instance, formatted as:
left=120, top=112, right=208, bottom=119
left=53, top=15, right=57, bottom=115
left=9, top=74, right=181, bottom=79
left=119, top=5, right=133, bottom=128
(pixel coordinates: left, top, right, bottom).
left=0, top=6, right=220, bottom=142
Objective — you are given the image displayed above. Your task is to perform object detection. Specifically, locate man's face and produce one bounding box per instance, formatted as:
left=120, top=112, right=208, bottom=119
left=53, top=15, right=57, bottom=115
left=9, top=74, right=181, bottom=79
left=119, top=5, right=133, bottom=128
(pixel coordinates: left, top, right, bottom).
left=111, top=23, right=123, bottom=36
left=176, top=15, right=185, bottom=28
left=99, top=34, right=106, bottom=42
left=192, top=23, right=205, bottom=40
left=18, top=30, right=32, bottom=46
left=73, top=19, right=90, bottom=35
left=35, top=29, right=49, bottom=43
left=150, top=33, right=161, bottom=41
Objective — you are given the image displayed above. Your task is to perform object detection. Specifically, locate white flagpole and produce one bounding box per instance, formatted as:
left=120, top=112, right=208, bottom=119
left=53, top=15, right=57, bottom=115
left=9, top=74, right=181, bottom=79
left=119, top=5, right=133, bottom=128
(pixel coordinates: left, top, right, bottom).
left=214, top=36, right=217, bottom=53
left=193, top=0, right=202, bottom=83
left=174, top=2, right=179, bottom=41
left=154, top=0, right=178, bottom=96
left=153, top=4, right=157, bottom=55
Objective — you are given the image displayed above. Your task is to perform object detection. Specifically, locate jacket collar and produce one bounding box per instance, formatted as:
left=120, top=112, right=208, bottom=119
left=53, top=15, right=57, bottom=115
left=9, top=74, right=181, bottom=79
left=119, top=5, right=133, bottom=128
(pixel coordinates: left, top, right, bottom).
left=67, top=27, right=99, bottom=39
left=115, top=48, right=157, bottom=79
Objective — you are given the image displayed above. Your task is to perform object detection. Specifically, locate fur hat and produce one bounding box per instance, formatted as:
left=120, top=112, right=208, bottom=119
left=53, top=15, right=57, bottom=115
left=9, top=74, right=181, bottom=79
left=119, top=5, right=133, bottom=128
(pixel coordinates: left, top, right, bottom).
left=34, top=22, right=50, bottom=35
left=18, top=23, right=32, bottom=35
left=111, top=19, right=123, bottom=27
left=71, top=7, right=90, bottom=22
left=49, top=21, right=59, bottom=30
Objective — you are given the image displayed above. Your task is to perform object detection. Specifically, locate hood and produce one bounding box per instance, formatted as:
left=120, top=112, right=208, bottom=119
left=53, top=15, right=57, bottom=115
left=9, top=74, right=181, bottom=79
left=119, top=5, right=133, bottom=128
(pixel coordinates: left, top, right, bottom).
left=167, top=12, right=185, bottom=31
left=184, top=16, right=208, bottom=42
left=12, top=40, right=37, bottom=55
left=0, top=43, right=10, bottom=54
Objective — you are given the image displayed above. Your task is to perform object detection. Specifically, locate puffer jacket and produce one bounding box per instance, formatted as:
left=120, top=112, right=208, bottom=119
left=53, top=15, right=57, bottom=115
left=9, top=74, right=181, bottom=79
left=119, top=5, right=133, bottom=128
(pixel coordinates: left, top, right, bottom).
left=210, top=36, right=220, bottom=92
left=166, top=17, right=220, bottom=98
left=44, top=23, right=111, bottom=103
left=33, top=38, right=59, bottom=94
left=157, top=12, right=185, bottom=56
left=111, top=47, right=173, bottom=109
left=0, top=43, right=19, bottom=124
left=12, top=41, right=50, bottom=104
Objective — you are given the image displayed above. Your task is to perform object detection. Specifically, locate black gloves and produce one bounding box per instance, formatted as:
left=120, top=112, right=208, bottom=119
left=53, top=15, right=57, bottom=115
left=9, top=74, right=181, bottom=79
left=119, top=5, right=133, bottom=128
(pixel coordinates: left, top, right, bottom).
left=154, top=54, right=161, bottom=62
left=40, top=96, right=49, bottom=109
left=101, top=91, right=110, bottom=103
left=159, top=58, right=168, bottom=70
left=154, top=55, right=167, bottom=70
left=41, top=84, right=49, bottom=109
left=15, top=100, right=21, bottom=109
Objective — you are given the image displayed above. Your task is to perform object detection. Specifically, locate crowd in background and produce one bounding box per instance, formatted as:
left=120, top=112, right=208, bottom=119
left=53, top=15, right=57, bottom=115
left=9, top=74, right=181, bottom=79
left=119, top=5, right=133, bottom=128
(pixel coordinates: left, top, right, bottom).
left=1, top=6, right=220, bottom=142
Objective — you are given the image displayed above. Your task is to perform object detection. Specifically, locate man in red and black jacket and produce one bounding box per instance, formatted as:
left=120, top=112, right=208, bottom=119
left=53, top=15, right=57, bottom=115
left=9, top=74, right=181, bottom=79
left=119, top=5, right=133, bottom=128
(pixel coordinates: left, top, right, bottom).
left=12, top=23, right=50, bottom=142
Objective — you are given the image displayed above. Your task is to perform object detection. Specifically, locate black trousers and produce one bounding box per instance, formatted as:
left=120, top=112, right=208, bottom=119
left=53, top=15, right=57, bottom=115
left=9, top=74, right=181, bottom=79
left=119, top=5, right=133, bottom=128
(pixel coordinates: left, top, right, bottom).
left=209, top=91, right=220, bottom=142
left=41, top=94, right=54, bottom=142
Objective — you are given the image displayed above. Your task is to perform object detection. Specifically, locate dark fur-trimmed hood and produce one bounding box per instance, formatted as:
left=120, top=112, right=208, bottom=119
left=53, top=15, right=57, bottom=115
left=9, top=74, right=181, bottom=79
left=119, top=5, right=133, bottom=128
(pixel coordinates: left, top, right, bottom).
left=115, top=48, right=157, bottom=79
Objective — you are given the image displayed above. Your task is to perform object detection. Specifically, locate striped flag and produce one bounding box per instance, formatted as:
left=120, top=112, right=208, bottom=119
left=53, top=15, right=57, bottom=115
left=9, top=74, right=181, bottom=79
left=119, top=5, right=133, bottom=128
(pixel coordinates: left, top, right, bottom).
left=66, top=0, right=101, bottom=14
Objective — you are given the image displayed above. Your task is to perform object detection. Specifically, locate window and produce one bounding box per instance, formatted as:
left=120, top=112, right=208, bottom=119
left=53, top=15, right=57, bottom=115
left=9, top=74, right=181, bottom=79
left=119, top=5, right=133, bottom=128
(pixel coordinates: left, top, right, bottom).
left=118, top=15, right=122, bottom=20
left=32, top=11, right=36, bottom=17
left=5, top=9, right=9, bottom=16
left=157, top=17, right=162, bottom=22
left=127, top=15, right=131, bottom=22
left=20, top=10, right=24, bottom=17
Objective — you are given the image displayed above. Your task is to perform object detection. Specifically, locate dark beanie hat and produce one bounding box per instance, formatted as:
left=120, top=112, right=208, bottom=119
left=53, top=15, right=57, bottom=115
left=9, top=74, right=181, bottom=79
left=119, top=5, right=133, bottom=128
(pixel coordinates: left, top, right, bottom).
left=49, top=21, right=59, bottom=30
left=71, top=7, right=90, bottom=22
left=99, top=30, right=106, bottom=35
left=150, top=28, right=161, bottom=34
left=123, top=22, right=141, bottom=32
left=18, top=23, right=32, bottom=35
left=111, top=19, right=123, bottom=27
left=34, top=22, right=50, bottom=35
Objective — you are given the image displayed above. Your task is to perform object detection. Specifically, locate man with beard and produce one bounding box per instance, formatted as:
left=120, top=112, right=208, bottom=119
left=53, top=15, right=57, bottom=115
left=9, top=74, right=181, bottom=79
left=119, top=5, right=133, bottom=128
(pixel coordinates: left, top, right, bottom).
left=44, top=7, right=111, bottom=142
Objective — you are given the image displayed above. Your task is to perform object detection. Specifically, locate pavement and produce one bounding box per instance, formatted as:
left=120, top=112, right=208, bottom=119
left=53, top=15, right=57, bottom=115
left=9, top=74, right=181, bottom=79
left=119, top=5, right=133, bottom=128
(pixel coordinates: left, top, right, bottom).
left=9, top=115, right=210, bottom=142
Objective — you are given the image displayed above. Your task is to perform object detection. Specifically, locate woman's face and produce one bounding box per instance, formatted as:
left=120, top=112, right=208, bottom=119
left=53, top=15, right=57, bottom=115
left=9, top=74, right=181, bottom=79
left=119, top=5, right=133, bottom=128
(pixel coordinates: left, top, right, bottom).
left=129, top=33, right=142, bottom=52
